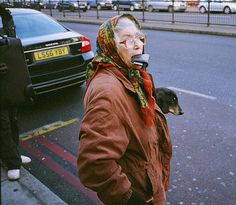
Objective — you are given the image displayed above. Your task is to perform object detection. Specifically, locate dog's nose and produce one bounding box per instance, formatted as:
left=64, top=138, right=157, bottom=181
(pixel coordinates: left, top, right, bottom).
left=179, top=111, right=184, bottom=115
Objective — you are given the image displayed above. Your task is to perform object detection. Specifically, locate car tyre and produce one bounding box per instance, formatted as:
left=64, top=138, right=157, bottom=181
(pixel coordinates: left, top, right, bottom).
left=58, top=7, right=62, bottom=12
left=130, top=5, right=134, bottom=11
left=113, top=4, right=118, bottom=10
left=70, top=6, right=75, bottom=12
left=199, top=6, right=206, bottom=14
left=97, top=4, right=101, bottom=10
left=148, top=5, right=153, bottom=12
left=168, top=6, right=173, bottom=12
left=223, top=6, right=231, bottom=14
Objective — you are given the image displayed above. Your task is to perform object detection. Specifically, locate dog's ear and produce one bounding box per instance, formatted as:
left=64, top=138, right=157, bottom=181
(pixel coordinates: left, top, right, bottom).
left=156, top=92, right=169, bottom=114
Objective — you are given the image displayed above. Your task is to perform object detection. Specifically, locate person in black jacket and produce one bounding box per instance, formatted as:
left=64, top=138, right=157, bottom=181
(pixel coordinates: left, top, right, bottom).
left=0, top=5, right=31, bottom=180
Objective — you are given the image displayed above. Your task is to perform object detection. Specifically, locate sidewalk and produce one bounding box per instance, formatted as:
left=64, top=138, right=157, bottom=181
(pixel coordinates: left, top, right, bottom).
left=1, top=17, right=235, bottom=205
left=55, top=15, right=236, bottom=37
left=1, top=166, right=67, bottom=205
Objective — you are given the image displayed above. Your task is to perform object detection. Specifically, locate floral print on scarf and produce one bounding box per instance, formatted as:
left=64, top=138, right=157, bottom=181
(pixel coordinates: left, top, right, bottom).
left=85, top=14, right=156, bottom=126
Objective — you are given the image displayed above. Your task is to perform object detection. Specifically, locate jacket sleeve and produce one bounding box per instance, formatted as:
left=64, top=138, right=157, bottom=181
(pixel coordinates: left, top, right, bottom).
left=77, top=86, right=132, bottom=205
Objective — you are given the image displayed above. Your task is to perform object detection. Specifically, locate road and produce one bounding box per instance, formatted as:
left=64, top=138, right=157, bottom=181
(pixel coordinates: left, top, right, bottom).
left=18, top=24, right=236, bottom=205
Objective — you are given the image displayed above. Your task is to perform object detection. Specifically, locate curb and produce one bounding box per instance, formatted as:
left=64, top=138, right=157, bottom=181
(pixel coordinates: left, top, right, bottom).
left=1, top=167, right=67, bottom=205
left=58, top=19, right=236, bottom=37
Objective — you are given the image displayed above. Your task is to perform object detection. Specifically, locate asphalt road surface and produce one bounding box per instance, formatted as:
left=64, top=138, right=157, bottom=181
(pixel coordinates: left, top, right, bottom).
left=18, top=24, right=236, bottom=205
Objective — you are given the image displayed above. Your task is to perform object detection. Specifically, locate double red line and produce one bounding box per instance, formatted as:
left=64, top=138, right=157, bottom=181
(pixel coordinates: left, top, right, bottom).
left=20, top=135, right=103, bottom=205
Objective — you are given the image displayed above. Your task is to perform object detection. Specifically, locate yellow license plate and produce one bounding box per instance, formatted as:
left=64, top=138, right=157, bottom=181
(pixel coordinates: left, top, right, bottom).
left=34, top=46, right=69, bottom=61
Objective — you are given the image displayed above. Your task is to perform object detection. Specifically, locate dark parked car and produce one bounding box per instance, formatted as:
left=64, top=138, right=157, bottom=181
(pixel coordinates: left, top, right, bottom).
left=0, top=0, right=14, bottom=8
left=9, top=0, right=44, bottom=10
left=0, top=8, right=94, bottom=94
left=43, top=0, right=59, bottom=9
left=57, top=0, right=88, bottom=12
left=112, top=0, right=144, bottom=11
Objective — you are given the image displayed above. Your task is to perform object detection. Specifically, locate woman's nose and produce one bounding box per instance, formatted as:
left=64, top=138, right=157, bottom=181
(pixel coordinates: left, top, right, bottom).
left=133, top=40, right=142, bottom=49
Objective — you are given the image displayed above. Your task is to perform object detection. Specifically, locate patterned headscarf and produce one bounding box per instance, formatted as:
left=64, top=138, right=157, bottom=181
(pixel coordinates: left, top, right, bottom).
left=86, top=14, right=156, bottom=126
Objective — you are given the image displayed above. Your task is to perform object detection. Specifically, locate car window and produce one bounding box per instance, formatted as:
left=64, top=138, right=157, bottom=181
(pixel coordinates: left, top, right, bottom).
left=12, top=13, right=68, bottom=39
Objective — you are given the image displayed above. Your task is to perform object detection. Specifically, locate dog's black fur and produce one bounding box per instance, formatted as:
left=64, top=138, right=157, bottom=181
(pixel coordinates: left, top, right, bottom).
left=155, top=87, right=184, bottom=115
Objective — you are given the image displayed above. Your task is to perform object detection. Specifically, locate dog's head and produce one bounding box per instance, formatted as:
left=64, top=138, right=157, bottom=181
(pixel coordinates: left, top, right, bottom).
left=155, top=88, right=184, bottom=115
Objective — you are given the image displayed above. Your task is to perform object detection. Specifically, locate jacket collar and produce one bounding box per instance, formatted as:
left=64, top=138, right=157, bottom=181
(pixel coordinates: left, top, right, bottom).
left=106, top=66, right=165, bottom=116
left=107, top=66, right=136, bottom=93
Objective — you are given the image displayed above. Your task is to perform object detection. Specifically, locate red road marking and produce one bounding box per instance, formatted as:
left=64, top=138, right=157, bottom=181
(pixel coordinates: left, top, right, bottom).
left=21, top=139, right=103, bottom=205
left=36, top=136, right=76, bottom=166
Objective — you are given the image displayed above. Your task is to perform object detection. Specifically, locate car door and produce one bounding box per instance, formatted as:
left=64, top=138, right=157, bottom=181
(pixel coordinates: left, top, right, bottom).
left=150, top=0, right=160, bottom=10
left=124, top=0, right=131, bottom=9
left=63, top=0, right=70, bottom=9
left=211, top=0, right=222, bottom=11
left=215, top=0, right=225, bottom=11
left=158, top=0, right=169, bottom=10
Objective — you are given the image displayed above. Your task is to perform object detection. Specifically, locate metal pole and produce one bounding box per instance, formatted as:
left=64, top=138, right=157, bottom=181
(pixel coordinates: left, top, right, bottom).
left=118, top=0, right=120, bottom=15
left=172, top=0, right=174, bottom=24
left=49, top=0, right=52, bottom=16
left=96, top=0, right=99, bottom=19
left=62, top=0, right=65, bottom=17
left=207, top=0, right=210, bottom=26
left=77, top=0, right=81, bottom=18
left=142, top=0, right=145, bottom=22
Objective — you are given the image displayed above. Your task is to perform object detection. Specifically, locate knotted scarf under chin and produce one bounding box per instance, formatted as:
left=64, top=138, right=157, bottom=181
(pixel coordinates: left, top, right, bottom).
left=127, top=67, right=156, bottom=126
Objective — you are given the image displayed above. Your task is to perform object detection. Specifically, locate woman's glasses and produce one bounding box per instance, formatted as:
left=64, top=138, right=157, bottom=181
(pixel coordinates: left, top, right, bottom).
left=119, top=33, right=147, bottom=49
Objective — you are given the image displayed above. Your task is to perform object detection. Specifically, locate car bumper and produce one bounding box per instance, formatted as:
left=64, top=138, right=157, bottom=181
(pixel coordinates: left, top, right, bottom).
left=28, top=51, right=94, bottom=94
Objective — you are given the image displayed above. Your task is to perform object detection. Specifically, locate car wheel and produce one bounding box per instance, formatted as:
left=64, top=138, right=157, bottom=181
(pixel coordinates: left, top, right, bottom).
left=97, top=4, right=101, bottom=10
left=168, top=6, right=173, bottom=12
left=113, top=5, right=118, bottom=10
left=70, top=6, right=75, bottom=12
left=58, top=6, right=62, bottom=12
left=199, top=6, right=206, bottom=14
left=83, top=8, right=87, bottom=12
left=148, top=5, right=153, bottom=12
left=130, top=5, right=134, bottom=11
left=223, top=6, right=231, bottom=14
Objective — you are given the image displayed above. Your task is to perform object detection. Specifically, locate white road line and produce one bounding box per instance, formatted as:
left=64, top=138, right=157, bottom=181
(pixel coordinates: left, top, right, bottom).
left=168, top=86, right=217, bottom=100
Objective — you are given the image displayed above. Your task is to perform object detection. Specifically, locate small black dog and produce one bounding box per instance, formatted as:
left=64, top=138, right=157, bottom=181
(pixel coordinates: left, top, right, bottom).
left=155, top=87, right=184, bottom=115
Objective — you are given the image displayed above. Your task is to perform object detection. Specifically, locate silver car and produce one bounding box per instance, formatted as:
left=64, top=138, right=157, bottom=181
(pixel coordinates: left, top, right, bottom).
left=146, top=0, right=187, bottom=12
left=198, top=0, right=236, bottom=14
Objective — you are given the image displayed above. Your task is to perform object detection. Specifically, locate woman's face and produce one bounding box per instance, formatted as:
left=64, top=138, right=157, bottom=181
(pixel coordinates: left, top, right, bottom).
left=116, top=23, right=144, bottom=69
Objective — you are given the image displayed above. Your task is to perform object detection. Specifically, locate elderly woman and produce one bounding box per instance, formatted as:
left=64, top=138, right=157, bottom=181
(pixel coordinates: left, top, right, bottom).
left=77, top=14, right=172, bottom=205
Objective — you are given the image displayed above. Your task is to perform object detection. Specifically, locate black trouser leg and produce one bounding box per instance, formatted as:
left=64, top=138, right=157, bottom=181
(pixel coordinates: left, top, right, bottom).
left=0, top=108, right=21, bottom=170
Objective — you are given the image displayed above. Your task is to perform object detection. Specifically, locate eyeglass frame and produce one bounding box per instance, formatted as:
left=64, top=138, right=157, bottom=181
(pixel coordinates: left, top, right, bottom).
left=118, top=33, right=147, bottom=48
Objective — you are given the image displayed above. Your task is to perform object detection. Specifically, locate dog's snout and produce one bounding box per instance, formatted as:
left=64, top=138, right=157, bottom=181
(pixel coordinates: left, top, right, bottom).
left=178, top=106, right=184, bottom=115
left=170, top=105, right=184, bottom=116
left=179, top=110, right=184, bottom=115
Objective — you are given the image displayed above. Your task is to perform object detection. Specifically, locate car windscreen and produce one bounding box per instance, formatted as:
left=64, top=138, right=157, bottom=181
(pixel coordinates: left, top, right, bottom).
left=13, top=13, right=68, bottom=39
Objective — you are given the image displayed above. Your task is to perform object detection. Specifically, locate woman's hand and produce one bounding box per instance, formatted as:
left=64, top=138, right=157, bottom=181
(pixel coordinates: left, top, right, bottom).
left=126, top=191, right=147, bottom=205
